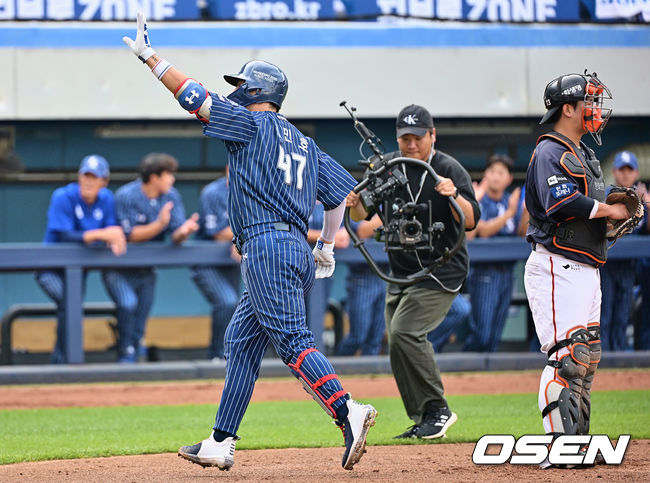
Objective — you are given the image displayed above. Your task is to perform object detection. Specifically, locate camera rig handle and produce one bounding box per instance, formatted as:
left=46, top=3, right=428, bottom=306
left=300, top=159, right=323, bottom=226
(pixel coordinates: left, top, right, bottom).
left=344, top=157, right=465, bottom=286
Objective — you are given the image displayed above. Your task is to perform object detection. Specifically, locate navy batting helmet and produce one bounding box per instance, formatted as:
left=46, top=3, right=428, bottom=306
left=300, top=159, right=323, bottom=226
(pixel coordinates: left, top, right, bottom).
left=225, top=60, right=288, bottom=110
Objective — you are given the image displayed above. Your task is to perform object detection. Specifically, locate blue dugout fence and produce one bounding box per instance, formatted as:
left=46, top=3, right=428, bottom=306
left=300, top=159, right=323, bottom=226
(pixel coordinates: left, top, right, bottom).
left=0, top=236, right=648, bottom=364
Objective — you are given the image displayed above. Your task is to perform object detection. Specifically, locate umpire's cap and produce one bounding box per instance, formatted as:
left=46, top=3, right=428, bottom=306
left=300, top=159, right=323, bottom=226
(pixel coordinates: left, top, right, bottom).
left=79, top=154, right=110, bottom=178
left=539, top=73, right=587, bottom=124
left=225, top=60, right=288, bottom=110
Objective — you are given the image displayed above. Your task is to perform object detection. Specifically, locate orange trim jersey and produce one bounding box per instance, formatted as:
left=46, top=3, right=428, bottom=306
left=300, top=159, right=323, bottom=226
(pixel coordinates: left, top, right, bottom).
left=524, top=132, right=607, bottom=267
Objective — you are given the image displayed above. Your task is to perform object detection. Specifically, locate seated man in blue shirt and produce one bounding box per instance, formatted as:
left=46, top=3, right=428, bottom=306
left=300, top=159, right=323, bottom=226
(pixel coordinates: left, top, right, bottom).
left=36, top=154, right=126, bottom=363
left=104, top=153, right=199, bottom=363
left=464, top=154, right=527, bottom=352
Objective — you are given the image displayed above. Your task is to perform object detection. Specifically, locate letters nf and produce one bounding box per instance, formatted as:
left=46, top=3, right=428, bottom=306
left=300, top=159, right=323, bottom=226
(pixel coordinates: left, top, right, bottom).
left=472, top=434, right=631, bottom=465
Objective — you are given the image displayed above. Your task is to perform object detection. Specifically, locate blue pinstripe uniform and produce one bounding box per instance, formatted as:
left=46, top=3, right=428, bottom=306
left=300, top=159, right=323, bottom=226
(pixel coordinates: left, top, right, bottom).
left=36, top=182, right=120, bottom=363
left=427, top=293, right=472, bottom=353
left=202, top=93, right=356, bottom=435
left=191, top=177, right=240, bottom=359
left=104, top=179, right=186, bottom=360
left=600, top=188, right=647, bottom=351
left=337, top=220, right=387, bottom=356
left=464, top=192, right=522, bottom=352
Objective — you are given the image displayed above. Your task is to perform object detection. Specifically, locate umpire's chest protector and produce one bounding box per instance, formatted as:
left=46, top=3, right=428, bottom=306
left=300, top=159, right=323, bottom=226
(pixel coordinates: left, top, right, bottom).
left=542, top=132, right=607, bottom=265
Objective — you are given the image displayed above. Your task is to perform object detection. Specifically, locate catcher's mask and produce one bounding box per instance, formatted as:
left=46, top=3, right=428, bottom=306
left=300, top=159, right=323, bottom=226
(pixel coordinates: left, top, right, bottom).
left=224, top=60, right=288, bottom=111
left=540, top=71, right=612, bottom=146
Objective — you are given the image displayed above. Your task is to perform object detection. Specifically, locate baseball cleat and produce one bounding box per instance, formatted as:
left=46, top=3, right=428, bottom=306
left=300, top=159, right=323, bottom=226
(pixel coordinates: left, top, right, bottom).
left=417, top=407, right=457, bottom=439
left=178, top=433, right=238, bottom=470
left=337, top=399, right=377, bottom=470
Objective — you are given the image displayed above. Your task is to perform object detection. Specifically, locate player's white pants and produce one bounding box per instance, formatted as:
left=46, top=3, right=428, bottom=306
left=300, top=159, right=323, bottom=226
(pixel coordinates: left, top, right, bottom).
left=524, top=244, right=601, bottom=433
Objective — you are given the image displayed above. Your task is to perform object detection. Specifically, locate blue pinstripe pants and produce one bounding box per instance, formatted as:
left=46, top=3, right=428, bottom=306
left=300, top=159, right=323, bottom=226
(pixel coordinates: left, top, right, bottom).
left=463, top=263, right=514, bottom=352
left=214, top=227, right=347, bottom=435
left=35, top=270, right=81, bottom=364
left=102, top=269, right=156, bottom=357
left=636, top=258, right=650, bottom=350
left=600, top=259, right=635, bottom=351
left=191, top=266, right=239, bottom=359
left=337, top=265, right=387, bottom=356
left=36, top=269, right=121, bottom=363
left=427, top=293, right=472, bottom=353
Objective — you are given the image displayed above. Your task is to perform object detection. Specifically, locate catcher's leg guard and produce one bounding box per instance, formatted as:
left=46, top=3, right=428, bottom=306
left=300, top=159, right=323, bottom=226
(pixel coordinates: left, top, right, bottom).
left=289, top=348, right=347, bottom=418
left=579, top=323, right=601, bottom=434
left=542, top=327, right=591, bottom=434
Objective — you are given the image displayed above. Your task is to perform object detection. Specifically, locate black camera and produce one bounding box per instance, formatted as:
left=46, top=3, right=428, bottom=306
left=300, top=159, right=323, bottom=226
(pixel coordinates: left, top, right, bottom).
left=383, top=199, right=442, bottom=249
left=359, top=168, right=408, bottom=212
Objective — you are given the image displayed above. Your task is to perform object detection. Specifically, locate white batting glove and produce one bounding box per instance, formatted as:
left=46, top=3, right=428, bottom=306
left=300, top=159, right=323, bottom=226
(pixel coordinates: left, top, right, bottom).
left=122, top=12, right=155, bottom=63
left=313, top=239, right=335, bottom=279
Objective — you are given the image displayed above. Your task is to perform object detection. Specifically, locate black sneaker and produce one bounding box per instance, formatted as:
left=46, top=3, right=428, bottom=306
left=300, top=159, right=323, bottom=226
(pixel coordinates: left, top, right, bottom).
left=415, top=407, right=458, bottom=439
left=393, top=425, right=419, bottom=439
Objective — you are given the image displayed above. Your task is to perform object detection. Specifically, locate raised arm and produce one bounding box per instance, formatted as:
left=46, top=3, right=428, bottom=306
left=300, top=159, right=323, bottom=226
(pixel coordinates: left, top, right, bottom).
left=123, top=12, right=211, bottom=120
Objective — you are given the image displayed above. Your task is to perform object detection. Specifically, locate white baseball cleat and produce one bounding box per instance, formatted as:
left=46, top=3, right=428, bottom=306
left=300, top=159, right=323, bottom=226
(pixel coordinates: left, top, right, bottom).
left=337, top=398, right=377, bottom=470
left=178, top=432, right=238, bottom=470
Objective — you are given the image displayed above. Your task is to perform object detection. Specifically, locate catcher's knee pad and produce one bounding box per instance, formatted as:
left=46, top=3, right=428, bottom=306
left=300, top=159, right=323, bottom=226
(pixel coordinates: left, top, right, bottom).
left=579, top=323, right=602, bottom=434
left=542, top=327, right=591, bottom=434
left=288, top=348, right=346, bottom=418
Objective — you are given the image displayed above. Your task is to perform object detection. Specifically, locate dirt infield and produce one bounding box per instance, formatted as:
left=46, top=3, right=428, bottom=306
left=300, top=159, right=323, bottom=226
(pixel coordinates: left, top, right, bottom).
left=2, top=369, right=649, bottom=409
left=1, top=369, right=648, bottom=481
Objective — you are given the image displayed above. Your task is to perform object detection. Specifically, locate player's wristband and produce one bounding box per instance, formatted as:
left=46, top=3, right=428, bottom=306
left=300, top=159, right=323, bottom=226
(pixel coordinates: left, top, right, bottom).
left=151, top=59, right=173, bottom=80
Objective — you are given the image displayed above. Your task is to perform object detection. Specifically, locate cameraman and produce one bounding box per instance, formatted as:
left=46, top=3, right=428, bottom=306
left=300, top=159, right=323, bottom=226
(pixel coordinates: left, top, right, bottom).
left=347, top=105, right=479, bottom=439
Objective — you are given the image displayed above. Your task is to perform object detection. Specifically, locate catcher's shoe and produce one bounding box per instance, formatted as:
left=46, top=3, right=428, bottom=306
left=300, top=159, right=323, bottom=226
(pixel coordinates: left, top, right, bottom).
left=336, top=398, right=377, bottom=470
left=178, top=432, right=238, bottom=470
left=416, top=407, right=457, bottom=439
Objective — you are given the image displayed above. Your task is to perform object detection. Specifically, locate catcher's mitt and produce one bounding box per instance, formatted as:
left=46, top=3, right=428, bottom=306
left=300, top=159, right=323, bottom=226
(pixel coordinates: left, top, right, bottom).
left=605, top=185, right=644, bottom=243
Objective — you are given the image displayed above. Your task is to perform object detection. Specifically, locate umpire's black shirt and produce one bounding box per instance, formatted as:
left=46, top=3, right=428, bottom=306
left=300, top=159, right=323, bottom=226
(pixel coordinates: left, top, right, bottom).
left=365, top=150, right=480, bottom=293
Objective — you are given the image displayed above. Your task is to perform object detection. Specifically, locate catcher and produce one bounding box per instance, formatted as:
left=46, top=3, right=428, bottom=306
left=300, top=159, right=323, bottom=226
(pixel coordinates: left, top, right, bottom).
left=523, top=71, right=636, bottom=468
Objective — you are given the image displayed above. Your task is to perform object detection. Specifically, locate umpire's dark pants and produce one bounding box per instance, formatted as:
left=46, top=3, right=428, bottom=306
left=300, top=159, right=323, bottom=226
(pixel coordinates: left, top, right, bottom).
left=385, top=285, right=456, bottom=425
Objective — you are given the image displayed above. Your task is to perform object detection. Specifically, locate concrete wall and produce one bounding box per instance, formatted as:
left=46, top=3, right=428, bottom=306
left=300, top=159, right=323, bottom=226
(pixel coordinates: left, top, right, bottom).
left=1, top=22, right=649, bottom=120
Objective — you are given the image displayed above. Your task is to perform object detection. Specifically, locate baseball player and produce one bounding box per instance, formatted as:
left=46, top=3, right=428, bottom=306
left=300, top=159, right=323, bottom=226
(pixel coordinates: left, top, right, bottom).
left=37, top=155, right=126, bottom=363
left=103, top=153, right=199, bottom=363
left=123, top=13, right=376, bottom=471
left=523, top=71, right=628, bottom=467
left=191, top=168, right=240, bottom=360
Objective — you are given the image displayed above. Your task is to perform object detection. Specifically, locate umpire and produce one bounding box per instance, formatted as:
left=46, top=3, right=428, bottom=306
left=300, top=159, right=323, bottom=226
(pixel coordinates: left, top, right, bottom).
left=348, top=105, right=479, bottom=439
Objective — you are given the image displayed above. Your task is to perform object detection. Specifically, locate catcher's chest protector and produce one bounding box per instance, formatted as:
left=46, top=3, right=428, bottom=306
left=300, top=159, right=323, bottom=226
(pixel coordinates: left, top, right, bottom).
left=541, top=132, right=608, bottom=265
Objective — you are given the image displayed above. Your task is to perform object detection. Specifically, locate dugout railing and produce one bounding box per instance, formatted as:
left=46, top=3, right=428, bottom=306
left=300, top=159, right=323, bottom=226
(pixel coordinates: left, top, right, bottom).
left=0, top=237, right=648, bottom=364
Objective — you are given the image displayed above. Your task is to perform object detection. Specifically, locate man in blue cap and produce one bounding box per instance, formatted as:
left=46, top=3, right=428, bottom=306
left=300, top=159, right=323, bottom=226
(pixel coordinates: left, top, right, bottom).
left=36, top=154, right=127, bottom=363
left=600, top=150, right=648, bottom=351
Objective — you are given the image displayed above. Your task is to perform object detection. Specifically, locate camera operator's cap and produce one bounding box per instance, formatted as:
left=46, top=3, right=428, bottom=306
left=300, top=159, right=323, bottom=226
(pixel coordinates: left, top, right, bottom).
left=396, top=104, right=434, bottom=138
left=79, top=154, right=110, bottom=178
left=613, top=151, right=638, bottom=171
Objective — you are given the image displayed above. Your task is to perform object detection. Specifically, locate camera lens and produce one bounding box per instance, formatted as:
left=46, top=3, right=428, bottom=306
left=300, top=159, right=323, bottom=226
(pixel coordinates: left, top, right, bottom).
left=403, top=221, right=421, bottom=237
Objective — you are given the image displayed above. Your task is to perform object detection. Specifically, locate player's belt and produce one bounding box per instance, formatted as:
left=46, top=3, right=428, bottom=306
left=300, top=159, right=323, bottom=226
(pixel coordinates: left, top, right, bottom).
left=272, top=222, right=291, bottom=232
left=233, top=222, right=294, bottom=254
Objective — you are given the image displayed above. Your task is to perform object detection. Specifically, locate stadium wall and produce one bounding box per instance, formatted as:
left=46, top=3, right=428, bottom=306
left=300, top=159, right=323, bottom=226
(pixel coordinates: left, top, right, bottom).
left=0, top=22, right=649, bottom=120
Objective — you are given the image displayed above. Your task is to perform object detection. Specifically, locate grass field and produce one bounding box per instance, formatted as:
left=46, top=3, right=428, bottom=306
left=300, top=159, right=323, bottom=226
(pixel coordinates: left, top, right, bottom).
left=1, top=390, right=648, bottom=465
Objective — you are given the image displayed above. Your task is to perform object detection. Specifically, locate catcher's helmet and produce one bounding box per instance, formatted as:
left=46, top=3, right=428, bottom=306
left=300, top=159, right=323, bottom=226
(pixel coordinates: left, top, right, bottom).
left=225, top=60, right=288, bottom=110
left=540, top=71, right=612, bottom=146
